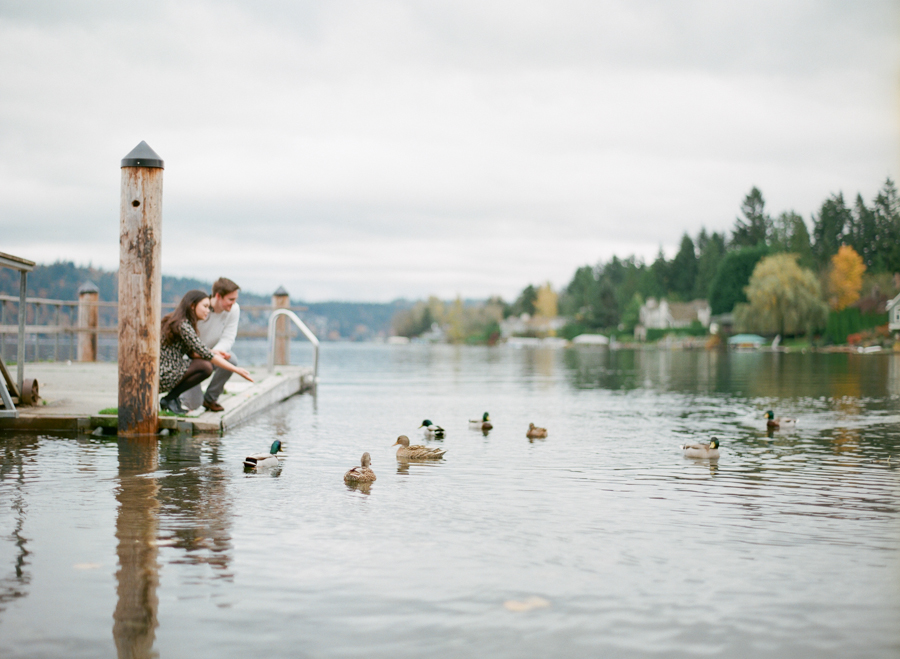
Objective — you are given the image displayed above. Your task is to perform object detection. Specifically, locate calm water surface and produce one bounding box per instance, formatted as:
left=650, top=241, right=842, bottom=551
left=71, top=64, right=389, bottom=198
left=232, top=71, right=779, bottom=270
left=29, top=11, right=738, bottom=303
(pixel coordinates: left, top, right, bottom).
left=1, top=345, right=899, bottom=658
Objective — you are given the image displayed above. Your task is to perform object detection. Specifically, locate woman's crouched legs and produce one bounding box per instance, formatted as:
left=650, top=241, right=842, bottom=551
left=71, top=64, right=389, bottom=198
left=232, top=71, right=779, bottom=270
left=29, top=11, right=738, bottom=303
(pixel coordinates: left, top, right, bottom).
left=161, top=360, right=213, bottom=413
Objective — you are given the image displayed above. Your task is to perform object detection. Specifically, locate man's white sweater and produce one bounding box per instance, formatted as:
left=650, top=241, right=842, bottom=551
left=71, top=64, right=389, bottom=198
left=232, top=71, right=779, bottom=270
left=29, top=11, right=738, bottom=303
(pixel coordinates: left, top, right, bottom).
left=197, top=302, right=240, bottom=354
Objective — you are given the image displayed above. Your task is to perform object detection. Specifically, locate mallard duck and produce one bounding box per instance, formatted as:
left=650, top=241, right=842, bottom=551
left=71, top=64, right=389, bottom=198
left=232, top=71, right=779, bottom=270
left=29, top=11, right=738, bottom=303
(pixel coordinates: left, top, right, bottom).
left=765, top=410, right=796, bottom=429
left=392, top=435, right=446, bottom=460
left=419, top=419, right=445, bottom=439
left=243, top=440, right=282, bottom=469
left=469, top=412, right=493, bottom=431
left=344, top=452, right=376, bottom=484
left=526, top=423, right=547, bottom=439
left=681, top=437, right=720, bottom=459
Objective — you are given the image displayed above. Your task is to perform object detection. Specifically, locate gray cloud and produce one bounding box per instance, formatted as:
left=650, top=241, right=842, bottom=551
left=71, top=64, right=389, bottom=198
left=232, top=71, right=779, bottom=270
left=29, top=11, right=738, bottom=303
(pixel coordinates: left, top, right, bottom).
left=1, top=0, right=897, bottom=301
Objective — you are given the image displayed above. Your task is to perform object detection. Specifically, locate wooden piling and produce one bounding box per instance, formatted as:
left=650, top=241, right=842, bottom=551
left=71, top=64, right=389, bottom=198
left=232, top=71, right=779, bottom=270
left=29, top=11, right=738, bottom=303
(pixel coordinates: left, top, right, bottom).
left=118, top=141, right=164, bottom=437
left=77, top=282, right=99, bottom=362
left=272, top=286, right=290, bottom=365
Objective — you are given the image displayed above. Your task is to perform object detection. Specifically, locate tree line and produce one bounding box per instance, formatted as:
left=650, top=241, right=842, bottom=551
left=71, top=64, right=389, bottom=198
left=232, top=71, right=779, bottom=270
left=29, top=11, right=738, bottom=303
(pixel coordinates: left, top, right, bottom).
left=507, top=178, right=900, bottom=336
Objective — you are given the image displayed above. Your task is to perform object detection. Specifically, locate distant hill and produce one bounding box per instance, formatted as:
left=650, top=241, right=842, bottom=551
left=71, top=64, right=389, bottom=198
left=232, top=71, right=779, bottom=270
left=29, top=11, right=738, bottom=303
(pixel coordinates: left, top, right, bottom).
left=0, top=261, right=412, bottom=340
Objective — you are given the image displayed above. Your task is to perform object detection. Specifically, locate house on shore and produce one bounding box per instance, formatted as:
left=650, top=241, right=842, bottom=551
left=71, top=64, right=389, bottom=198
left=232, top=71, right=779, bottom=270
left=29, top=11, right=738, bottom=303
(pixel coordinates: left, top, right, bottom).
left=500, top=313, right=567, bottom=338
left=887, top=293, right=900, bottom=333
left=634, top=298, right=711, bottom=341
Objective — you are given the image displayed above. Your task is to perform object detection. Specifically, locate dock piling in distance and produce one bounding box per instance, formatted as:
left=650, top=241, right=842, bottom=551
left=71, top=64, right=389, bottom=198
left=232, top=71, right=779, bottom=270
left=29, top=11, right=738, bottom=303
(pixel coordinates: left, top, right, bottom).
left=77, top=281, right=99, bottom=362
left=118, top=141, right=164, bottom=437
left=272, top=286, right=290, bottom=365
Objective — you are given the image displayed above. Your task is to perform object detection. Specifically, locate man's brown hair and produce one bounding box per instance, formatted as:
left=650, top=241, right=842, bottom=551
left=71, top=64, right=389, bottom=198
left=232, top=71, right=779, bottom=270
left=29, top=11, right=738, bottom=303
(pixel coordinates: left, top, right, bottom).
left=212, top=277, right=240, bottom=297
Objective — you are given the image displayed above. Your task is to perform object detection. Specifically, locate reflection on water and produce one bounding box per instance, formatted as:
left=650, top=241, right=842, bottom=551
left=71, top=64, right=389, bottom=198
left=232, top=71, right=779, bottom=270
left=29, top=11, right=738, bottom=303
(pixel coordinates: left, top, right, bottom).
left=0, top=436, right=33, bottom=614
left=563, top=347, right=900, bottom=402
left=111, top=436, right=236, bottom=658
left=1, top=346, right=899, bottom=658
left=345, top=482, right=372, bottom=495
left=157, top=437, right=233, bottom=575
left=113, top=441, right=160, bottom=659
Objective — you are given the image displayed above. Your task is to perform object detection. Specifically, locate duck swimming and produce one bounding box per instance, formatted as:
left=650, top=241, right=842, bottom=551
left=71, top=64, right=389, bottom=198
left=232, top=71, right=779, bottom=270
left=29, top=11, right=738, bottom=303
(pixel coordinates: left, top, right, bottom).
left=243, top=440, right=282, bottom=469
left=526, top=423, right=547, bottom=439
left=765, top=411, right=797, bottom=429
left=393, top=435, right=446, bottom=460
left=419, top=419, right=445, bottom=439
left=681, top=437, right=720, bottom=459
left=344, top=452, right=376, bottom=484
left=469, top=412, right=493, bottom=431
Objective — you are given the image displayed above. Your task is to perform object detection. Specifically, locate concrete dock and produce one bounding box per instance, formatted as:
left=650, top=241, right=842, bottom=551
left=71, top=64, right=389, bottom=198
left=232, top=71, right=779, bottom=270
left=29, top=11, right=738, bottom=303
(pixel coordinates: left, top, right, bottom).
left=0, top=362, right=315, bottom=434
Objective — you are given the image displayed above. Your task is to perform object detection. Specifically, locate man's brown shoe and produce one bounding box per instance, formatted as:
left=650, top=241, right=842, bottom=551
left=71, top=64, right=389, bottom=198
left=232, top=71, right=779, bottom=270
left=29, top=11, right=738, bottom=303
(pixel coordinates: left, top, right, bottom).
left=203, top=400, right=224, bottom=412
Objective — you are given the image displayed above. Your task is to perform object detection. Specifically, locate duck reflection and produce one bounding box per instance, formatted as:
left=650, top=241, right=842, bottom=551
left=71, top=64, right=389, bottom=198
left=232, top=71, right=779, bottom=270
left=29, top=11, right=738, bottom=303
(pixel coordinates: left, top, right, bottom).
left=345, top=482, right=373, bottom=495
left=113, top=439, right=160, bottom=659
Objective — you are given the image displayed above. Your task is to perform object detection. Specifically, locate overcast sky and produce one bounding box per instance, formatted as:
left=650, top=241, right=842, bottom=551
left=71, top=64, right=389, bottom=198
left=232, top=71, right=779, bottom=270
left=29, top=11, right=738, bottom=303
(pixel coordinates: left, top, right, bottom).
left=1, top=1, right=897, bottom=301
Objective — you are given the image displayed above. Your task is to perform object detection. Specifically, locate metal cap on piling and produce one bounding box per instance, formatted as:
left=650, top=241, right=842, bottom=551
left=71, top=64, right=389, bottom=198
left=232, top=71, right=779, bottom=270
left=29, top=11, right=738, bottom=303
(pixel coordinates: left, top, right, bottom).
left=78, top=281, right=99, bottom=295
left=121, top=141, right=164, bottom=169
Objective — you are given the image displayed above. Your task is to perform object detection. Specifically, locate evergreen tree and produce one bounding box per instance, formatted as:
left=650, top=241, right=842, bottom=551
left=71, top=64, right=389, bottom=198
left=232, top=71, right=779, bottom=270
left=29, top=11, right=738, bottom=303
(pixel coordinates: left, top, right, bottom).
left=649, top=248, right=670, bottom=298
left=770, top=211, right=814, bottom=268
left=620, top=292, right=644, bottom=332
left=848, top=194, right=878, bottom=271
left=708, top=244, right=769, bottom=314
left=786, top=213, right=814, bottom=269
left=731, top=187, right=772, bottom=248
left=812, top=192, right=852, bottom=268
left=873, top=178, right=900, bottom=273
left=560, top=266, right=596, bottom=318
left=511, top=284, right=538, bottom=316
left=694, top=229, right=726, bottom=299
left=669, top=233, right=697, bottom=300
left=590, top=278, right=619, bottom=328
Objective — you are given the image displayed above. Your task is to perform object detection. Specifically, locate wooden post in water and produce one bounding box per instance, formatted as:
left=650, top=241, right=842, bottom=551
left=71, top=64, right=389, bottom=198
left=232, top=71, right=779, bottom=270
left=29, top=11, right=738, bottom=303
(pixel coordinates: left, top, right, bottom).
left=118, top=141, right=164, bottom=437
left=272, top=286, right=290, bottom=365
left=77, top=281, right=99, bottom=362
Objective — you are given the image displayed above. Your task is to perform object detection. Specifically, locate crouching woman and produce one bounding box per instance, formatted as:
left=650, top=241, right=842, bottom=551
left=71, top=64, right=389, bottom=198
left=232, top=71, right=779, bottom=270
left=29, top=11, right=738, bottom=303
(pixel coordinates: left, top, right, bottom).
left=159, top=289, right=253, bottom=414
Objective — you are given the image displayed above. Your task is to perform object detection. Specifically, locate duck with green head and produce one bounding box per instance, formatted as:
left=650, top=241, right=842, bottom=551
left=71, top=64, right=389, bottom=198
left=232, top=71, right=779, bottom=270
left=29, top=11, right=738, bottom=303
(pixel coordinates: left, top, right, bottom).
left=419, top=419, right=445, bottom=439
left=765, top=410, right=797, bottom=429
left=469, top=412, right=493, bottom=431
left=682, top=437, right=720, bottom=459
left=244, top=439, right=282, bottom=469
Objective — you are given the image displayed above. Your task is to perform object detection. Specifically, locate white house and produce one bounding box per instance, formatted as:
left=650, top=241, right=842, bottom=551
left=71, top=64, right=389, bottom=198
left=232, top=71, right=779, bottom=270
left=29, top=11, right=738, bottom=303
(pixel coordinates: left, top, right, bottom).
left=500, top=313, right=567, bottom=338
left=635, top=298, right=711, bottom=340
left=887, top=293, right=900, bottom=332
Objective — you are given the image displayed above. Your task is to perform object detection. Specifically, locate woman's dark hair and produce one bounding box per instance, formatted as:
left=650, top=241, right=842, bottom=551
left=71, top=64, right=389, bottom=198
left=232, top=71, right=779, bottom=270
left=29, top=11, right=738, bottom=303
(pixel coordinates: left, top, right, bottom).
left=161, top=290, right=209, bottom=344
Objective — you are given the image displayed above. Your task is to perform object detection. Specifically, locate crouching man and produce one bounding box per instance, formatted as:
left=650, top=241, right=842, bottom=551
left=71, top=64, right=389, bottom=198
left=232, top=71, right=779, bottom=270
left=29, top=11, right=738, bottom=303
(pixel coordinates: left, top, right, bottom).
left=182, top=277, right=241, bottom=412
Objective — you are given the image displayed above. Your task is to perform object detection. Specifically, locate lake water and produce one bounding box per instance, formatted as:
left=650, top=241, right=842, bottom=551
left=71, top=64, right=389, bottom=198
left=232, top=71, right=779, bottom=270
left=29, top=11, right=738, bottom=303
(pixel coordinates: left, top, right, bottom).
left=1, top=344, right=899, bottom=658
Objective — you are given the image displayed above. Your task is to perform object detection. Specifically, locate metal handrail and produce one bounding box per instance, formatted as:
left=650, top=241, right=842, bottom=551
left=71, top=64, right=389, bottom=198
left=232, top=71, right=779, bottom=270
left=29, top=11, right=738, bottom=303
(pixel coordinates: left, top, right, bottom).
left=267, top=309, right=319, bottom=381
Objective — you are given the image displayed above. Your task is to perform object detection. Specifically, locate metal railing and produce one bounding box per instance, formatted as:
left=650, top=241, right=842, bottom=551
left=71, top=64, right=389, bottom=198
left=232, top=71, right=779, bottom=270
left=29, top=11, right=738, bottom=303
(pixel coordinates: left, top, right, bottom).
left=0, top=252, right=35, bottom=418
left=0, top=294, right=313, bottom=364
left=267, top=309, right=319, bottom=382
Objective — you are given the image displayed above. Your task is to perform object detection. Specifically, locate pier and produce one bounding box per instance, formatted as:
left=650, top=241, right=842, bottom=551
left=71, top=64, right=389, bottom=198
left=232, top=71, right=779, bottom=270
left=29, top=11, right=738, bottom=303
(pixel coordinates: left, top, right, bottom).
left=2, top=142, right=319, bottom=434
left=0, top=362, right=315, bottom=435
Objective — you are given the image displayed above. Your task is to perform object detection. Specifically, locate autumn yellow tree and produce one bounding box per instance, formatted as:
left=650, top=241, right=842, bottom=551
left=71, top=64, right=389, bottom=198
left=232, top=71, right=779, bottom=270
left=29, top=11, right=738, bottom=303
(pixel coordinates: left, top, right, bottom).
left=734, top=253, right=827, bottom=336
left=534, top=282, right=558, bottom=318
left=445, top=296, right=467, bottom=343
left=827, top=245, right=866, bottom=311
